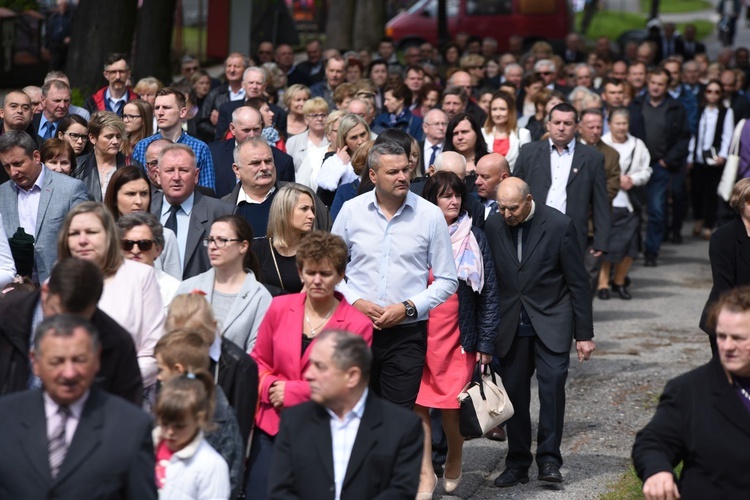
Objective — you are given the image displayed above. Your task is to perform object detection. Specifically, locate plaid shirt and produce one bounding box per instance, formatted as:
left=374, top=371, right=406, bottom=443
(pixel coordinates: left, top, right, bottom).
left=132, top=132, right=216, bottom=191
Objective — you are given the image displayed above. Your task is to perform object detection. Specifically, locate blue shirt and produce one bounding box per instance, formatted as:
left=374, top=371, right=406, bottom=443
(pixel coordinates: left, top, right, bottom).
left=160, top=191, right=195, bottom=270
left=332, top=190, right=457, bottom=321
left=132, top=132, right=216, bottom=191
left=38, top=114, right=59, bottom=139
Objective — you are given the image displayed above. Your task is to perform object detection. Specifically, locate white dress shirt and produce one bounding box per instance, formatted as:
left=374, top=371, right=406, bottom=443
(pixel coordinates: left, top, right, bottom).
left=546, top=139, right=576, bottom=214
left=327, top=388, right=368, bottom=500
left=13, top=166, right=45, bottom=239
left=160, top=192, right=195, bottom=270
left=0, top=214, right=17, bottom=288
left=688, top=107, right=735, bottom=164
left=332, top=190, right=458, bottom=320
left=422, top=138, right=442, bottom=169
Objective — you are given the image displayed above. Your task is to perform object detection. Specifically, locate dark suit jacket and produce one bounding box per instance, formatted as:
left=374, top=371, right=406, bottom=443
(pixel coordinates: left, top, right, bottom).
left=0, top=291, right=143, bottom=405
left=628, top=95, right=691, bottom=170
left=31, top=113, right=64, bottom=144
left=208, top=138, right=294, bottom=198
left=150, top=190, right=234, bottom=280
left=632, top=356, right=750, bottom=499
left=682, top=40, right=706, bottom=61
left=485, top=203, right=593, bottom=357
left=268, top=391, right=423, bottom=499
left=513, top=140, right=611, bottom=253
left=215, top=100, right=288, bottom=142
left=0, top=388, right=156, bottom=499
left=221, top=181, right=332, bottom=234
left=699, top=217, right=750, bottom=334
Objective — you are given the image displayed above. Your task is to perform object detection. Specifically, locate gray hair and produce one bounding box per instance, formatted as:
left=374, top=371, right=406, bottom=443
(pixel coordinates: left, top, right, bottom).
left=367, top=142, right=406, bottom=172
left=41, top=79, right=70, bottom=97
left=0, top=130, right=38, bottom=156
left=534, top=59, right=556, bottom=73
left=503, top=63, right=523, bottom=77
left=243, top=66, right=266, bottom=84
left=316, top=330, right=372, bottom=382
left=181, top=54, right=198, bottom=65
left=574, top=63, right=594, bottom=77
left=34, top=314, right=100, bottom=355
left=117, top=212, right=165, bottom=248
left=233, top=136, right=271, bottom=164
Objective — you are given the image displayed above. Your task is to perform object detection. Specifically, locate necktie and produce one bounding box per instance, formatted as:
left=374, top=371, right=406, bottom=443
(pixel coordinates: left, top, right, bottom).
left=164, top=205, right=180, bottom=235
left=517, top=227, right=523, bottom=262
left=114, top=100, right=124, bottom=117
left=489, top=201, right=498, bottom=216
left=48, top=405, right=71, bottom=478
left=428, top=144, right=439, bottom=167
left=43, top=122, right=54, bottom=140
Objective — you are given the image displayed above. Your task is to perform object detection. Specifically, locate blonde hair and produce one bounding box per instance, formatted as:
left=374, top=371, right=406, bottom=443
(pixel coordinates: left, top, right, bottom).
left=165, top=294, right=217, bottom=346
left=336, top=113, right=370, bottom=150
left=267, top=183, right=316, bottom=248
left=325, top=110, right=346, bottom=137
left=283, top=84, right=311, bottom=111
left=730, top=178, right=750, bottom=214
left=302, top=97, right=329, bottom=115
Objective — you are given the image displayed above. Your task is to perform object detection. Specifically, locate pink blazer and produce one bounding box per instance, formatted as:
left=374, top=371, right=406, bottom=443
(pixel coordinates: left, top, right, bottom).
left=250, top=292, right=373, bottom=436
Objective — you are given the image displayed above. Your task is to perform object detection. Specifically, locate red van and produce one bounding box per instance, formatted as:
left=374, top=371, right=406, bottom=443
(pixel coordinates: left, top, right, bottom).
left=386, top=0, right=573, bottom=51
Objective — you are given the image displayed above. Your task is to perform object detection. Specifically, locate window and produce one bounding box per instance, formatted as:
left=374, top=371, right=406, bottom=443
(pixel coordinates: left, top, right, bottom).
left=467, top=0, right=513, bottom=15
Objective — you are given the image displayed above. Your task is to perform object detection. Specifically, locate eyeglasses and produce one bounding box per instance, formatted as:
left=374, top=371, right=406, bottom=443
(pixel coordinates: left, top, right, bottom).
left=537, top=71, right=553, bottom=76
left=64, top=132, right=87, bottom=142
left=425, top=121, right=448, bottom=127
left=306, top=113, right=327, bottom=120
left=203, top=236, right=242, bottom=248
left=468, top=65, right=484, bottom=70
left=105, top=69, right=129, bottom=75
left=122, top=114, right=142, bottom=121
left=145, top=159, right=159, bottom=168
left=121, top=239, right=155, bottom=251
left=705, top=89, right=721, bottom=94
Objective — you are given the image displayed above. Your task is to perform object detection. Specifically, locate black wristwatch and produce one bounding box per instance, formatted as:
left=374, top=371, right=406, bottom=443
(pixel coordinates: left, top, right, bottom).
left=402, top=301, right=417, bottom=318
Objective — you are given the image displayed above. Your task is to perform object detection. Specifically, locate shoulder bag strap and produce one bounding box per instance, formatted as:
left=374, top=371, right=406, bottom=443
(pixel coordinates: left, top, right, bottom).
left=268, top=238, right=285, bottom=291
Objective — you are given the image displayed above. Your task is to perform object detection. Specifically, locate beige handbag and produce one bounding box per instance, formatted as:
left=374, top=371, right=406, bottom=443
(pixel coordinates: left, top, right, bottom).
left=718, top=118, right=746, bottom=202
left=458, top=363, right=514, bottom=438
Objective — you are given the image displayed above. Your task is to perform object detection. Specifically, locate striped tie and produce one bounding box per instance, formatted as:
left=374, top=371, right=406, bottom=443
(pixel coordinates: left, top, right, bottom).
left=48, top=405, right=71, bottom=478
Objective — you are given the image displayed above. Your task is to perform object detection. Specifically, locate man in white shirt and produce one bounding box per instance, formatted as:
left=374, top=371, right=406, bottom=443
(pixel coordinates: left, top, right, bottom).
left=269, top=330, right=423, bottom=500
left=421, top=109, right=448, bottom=172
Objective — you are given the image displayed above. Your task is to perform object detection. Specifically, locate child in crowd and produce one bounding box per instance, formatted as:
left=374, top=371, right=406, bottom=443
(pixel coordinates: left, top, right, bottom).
left=154, top=329, right=243, bottom=497
left=154, top=369, right=230, bottom=499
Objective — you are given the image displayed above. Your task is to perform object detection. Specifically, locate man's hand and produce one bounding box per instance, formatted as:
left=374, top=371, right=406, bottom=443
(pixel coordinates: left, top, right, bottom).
left=575, top=340, right=595, bottom=362
left=643, top=471, right=680, bottom=500
left=210, top=110, right=219, bottom=126
left=269, top=381, right=286, bottom=410
left=620, top=174, right=634, bottom=191
left=658, top=159, right=668, bottom=169
left=589, top=248, right=603, bottom=258
left=374, top=303, right=407, bottom=330
left=353, top=299, right=385, bottom=324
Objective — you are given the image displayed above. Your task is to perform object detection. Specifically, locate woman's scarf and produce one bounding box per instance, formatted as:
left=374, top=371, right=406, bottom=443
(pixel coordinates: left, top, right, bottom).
left=448, top=212, right=484, bottom=292
left=262, top=126, right=280, bottom=145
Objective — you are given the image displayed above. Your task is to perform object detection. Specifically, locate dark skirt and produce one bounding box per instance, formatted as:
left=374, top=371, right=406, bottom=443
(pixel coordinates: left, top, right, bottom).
left=604, top=206, right=640, bottom=262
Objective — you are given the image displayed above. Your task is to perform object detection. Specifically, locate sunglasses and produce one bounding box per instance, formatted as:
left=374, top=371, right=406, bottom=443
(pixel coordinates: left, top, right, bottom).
left=121, top=239, right=155, bottom=251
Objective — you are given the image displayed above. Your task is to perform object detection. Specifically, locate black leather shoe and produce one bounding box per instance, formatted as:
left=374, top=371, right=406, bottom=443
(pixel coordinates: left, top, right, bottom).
left=644, top=257, right=657, bottom=267
left=486, top=425, right=507, bottom=441
left=494, top=468, right=530, bottom=487
left=597, top=288, right=610, bottom=300
left=612, top=284, right=632, bottom=300
left=538, top=462, right=563, bottom=483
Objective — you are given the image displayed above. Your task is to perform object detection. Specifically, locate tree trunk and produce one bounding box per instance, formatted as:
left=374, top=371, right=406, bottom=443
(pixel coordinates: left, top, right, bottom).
left=325, top=0, right=355, bottom=51
left=133, top=0, right=178, bottom=84
left=352, top=0, right=384, bottom=52
left=65, top=0, right=137, bottom=93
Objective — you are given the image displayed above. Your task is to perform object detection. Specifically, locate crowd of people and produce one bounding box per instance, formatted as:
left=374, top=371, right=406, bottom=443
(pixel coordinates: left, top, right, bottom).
left=0, top=17, right=750, bottom=499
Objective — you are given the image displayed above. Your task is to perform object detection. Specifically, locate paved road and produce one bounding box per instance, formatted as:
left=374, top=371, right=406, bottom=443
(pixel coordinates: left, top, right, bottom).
left=432, top=231, right=713, bottom=499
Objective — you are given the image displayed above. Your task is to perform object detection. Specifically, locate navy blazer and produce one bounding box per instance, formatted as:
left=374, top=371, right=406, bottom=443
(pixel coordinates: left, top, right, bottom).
left=0, top=388, right=156, bottom=499
left=485, top=203, right=593, bottom=357
left=513, top=140, right=611, bottom=253
left=208, top=138, right=294, bottom=198
left=269, top=391, right=423, bottom=499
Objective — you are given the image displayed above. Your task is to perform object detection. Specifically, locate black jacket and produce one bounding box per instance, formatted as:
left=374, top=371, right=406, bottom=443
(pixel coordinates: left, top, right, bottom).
left=456, top=225, right=499, bottom=354
left=632, top=356, right=750, bottom=499
left=628, top=95, right=691, bottom=171
left=0, top=291, right=143, bottom=405
left=72, top=151, right=128, bottom=201
left=196, top=84, right=231, bottom=143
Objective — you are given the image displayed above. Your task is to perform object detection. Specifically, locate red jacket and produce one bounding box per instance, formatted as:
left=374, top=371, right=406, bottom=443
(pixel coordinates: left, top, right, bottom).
left=84, top=87, right=138, bottom=114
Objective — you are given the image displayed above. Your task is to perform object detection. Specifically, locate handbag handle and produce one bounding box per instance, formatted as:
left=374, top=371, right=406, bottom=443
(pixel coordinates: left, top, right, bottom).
left=730, top=118, right=746, bottom=157
left=473, top=363, right=498, bottom=402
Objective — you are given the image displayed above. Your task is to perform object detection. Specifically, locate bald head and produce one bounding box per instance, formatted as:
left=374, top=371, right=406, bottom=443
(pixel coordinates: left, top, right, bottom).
left=497, top=177, right=532, bottom=226
left=475, top=153, right=510, bottom=200
left=423, top=108, right=448, bottom=143
left=145, top=138, right=173, bottom=187
left=230, top=106, right=263, bottom=143
left=431, top=151, right=466, bottom=179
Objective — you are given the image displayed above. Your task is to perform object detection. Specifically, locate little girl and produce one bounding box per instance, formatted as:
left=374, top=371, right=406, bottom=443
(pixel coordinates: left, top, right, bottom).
left=154, top=370, right=231, bottom=499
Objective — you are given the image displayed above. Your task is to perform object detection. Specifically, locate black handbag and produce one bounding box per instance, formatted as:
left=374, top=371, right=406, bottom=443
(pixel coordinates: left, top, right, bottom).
left=458, top=363, right=514, bottom=439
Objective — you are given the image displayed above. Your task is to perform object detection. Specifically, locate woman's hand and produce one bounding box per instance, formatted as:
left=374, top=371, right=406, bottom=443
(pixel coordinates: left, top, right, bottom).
left=335, top=146, right=351, bottom=164
left=715, top=156, right=726, bottom=167
left=269, top=381, right=286, bottom=409
left=476, top=352, right=493, bottom=364
left=620, top=174, right=634, bottom=191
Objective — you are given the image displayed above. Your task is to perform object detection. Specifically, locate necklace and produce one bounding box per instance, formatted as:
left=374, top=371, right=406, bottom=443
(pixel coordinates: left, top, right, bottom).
left=305, top=302, right=335, bottom=336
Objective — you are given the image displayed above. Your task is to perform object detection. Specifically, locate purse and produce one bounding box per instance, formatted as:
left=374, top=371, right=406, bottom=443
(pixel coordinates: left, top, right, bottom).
left=718, top=118, right=746, bottom=202
left=458, top=363, right=514, bottom=439
left=623, top=143, right=647, bottom=213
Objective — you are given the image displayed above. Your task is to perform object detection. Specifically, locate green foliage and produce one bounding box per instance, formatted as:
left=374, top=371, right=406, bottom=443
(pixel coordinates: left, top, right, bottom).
left=641, top=0, right=712, bottom=14
left=0, top=0, right=39, bottom=12
left=70, top=87, right=85, bottom=108
left=601, top=463, right=684, bottom=499
left=577, top=11, right=713, bottom=42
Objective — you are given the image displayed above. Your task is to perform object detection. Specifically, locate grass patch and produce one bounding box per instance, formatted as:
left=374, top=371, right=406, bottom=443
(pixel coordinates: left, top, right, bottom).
left=578, top=11, right=714, bottom=42
left=601, top=463, right=684, bottom=500
left=641, top=0, right=713, bottom=14
left=174, top=26, right=206, bottom=59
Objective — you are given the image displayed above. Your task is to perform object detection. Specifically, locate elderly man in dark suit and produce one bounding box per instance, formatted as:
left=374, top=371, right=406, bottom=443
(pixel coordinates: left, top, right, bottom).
left=0, top=314, right=156, bottom=499
left=209, top=106, right=294, bottom=198
left=513, top=103, right=611, bottom=289
left=0, top=258, right=143, bottom=405
left=222, top=137, right=330, bottom=237
left=269, top=330, right=423, bottom=499
left=633, top=286, right=750, bottom=499
left=0, top=130, right=89, bottom=284
left=150, top=143, right=233, bottom=280
left=486, top=178, right=595, bottom=487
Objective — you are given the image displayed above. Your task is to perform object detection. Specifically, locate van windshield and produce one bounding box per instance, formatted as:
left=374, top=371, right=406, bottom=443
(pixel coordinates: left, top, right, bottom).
left=408, top=0, right=460, bottom=17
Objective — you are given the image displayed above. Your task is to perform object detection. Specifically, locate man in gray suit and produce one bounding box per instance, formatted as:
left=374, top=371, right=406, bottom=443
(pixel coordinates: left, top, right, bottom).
left=0, top=314, right=156, bottom=499
left=0, top=130, right=89, bottom=283
left=150, top=143, right=233, bottom=280
left=486, top=178, right=595, bottom=487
